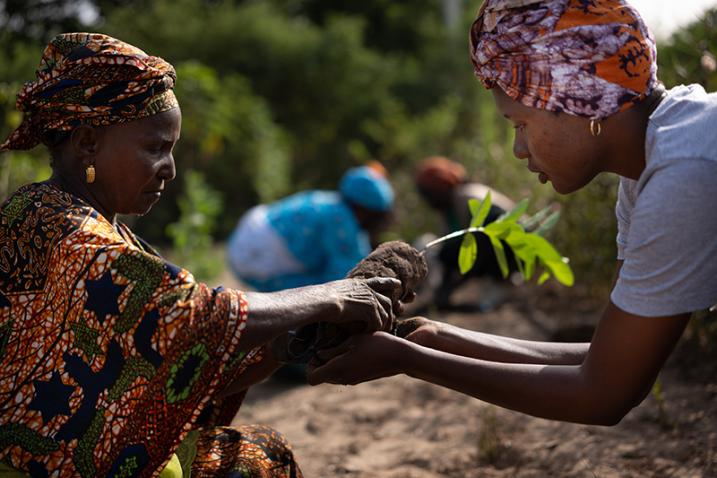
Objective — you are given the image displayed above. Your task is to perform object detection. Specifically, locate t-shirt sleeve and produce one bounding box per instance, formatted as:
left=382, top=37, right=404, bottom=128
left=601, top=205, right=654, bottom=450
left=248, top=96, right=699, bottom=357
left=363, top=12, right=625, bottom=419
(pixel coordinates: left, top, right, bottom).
left=611, top=158, right=717, bottom=316
left=614, top=178, right=635, bottom=261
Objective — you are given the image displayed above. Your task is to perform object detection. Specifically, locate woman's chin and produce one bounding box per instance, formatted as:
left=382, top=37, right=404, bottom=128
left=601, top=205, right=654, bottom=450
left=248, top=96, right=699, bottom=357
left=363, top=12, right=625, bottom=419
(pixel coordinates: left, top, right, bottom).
left=124, top=201, right=158, bottom=217
left=138, top=194, right=163, bottom=214
left=135, top=206, right=155, bottom=217
left=549, top=177, right=588, bottom=195
left=551, top=183, right=574, bottom=195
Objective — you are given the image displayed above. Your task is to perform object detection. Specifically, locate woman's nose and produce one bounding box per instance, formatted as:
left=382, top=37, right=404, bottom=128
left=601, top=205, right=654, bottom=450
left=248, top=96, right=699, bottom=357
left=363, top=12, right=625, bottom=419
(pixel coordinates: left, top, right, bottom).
left=159, top=153, right=176, bottom=182
left=513, top=136, right=530, bottom=160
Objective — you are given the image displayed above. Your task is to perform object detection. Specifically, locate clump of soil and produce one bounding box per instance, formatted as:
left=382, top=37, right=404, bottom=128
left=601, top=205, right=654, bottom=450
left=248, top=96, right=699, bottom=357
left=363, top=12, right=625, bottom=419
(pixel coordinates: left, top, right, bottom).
left=271, top=241, right=428, bottom=364
left=347, top=240, right=428, bottom=302
left=349, top=241, right=430, bottom=340
left=393, top=316, right=431, bottom=338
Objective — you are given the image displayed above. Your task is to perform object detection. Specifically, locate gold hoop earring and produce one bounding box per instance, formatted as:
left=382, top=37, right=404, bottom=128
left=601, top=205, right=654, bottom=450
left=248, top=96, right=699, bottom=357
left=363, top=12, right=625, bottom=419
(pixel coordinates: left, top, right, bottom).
left=85, top=165, right=96, bottom=184
left=590, top=119, right=602, bottom=137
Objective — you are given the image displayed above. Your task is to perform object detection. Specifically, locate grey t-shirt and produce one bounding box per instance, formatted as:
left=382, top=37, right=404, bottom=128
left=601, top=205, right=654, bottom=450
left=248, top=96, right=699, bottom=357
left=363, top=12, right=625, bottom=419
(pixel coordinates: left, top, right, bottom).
left=611, top=84, right=717, bottom=317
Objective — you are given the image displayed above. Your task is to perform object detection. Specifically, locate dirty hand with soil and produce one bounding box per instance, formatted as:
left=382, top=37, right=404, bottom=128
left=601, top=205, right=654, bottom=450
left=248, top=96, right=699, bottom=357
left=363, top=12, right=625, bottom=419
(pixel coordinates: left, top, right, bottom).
left=270, top=241, right=429, bottom=365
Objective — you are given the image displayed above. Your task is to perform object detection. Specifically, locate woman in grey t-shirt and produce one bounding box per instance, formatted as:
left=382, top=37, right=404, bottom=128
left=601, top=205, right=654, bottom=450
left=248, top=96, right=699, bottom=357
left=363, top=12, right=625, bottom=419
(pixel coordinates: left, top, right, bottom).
left=306, top=0, right=717, bottom=426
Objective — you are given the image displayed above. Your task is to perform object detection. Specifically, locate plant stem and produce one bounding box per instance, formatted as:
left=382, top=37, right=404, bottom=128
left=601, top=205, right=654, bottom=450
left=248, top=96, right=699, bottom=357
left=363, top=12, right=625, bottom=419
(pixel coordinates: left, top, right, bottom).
left=422, top=227, right=485, bottom=252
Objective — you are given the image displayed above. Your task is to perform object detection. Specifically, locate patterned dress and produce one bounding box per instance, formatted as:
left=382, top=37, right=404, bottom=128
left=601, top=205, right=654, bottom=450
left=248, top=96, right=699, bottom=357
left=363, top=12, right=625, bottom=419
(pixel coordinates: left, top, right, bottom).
left=0, top=182, right=302, bottom=478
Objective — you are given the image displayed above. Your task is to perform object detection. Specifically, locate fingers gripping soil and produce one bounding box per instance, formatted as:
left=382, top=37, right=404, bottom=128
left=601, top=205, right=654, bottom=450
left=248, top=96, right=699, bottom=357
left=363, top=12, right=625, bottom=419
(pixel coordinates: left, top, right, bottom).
left=271, top=241, right=429, bottom=364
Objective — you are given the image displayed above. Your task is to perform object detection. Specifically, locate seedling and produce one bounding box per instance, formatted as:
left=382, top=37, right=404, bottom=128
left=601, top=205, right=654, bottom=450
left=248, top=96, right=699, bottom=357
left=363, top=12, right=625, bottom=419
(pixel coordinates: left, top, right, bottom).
left=422, top=192, right=574, bottom=287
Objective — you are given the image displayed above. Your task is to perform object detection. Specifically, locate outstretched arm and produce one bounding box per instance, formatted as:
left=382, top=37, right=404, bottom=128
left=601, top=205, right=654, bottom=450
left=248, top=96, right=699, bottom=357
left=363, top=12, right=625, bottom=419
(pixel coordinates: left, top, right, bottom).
left=406, top=320, right=588, bottom=365
left=401, top=261, right=630, bottom=366
left=405, top=302, right=687, bottom=425
left=309, top=301, right=688, bottom=425
left=239, top=277, right=400, bottom=351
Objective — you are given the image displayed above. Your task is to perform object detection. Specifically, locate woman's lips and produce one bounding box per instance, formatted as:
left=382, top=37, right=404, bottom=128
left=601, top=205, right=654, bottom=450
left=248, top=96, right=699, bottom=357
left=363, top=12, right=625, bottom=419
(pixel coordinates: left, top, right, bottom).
left=527, top=164, right=548, bottom=184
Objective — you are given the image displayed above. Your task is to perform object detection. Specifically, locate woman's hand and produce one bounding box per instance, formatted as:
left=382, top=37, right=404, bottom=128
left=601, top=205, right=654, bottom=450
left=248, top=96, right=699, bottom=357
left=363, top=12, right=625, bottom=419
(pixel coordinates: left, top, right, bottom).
left=306, top=332, right=411, bottom=385
left=240, top=277, right=401, bottom=353
left=395, top=290, right=417, bottom=316
left=395, top=316, right=442, bottom=346
left=319, top=277, right=401, bottom=333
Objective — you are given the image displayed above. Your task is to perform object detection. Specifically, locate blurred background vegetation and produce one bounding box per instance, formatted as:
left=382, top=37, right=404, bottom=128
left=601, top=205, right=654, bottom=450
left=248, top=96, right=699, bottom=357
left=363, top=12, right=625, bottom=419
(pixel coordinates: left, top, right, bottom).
left=1, top=0, right=715, bottom=291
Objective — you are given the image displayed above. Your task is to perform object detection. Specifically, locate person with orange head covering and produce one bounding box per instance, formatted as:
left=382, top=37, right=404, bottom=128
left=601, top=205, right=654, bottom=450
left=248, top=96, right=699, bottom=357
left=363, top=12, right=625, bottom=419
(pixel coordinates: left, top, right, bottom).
left=413, top=156, right=517, bottom=310
left=414, top=156, right=468, bottom=211
left=307, top=0, right=717, bottom=428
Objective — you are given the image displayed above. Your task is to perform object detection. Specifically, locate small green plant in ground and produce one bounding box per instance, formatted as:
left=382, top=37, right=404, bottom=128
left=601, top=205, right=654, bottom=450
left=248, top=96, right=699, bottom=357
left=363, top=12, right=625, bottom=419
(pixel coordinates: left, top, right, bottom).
left=166, top=170, right=223, bottom=283
left=477, top=406, right=503, bottom=465
left=424, top=192, right=574, bottom=287
left=650, top=376, right=674, bottom=430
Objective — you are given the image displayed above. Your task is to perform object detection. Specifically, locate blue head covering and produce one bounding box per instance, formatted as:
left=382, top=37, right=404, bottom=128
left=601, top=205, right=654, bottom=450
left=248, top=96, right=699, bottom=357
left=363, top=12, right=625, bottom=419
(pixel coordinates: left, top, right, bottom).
left=339, top=166, right=394, bottom=212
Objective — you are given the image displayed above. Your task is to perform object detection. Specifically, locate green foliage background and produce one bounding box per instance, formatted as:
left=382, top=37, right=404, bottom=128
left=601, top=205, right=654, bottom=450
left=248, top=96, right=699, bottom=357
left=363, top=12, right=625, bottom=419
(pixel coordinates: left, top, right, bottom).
left=1, top=1, right=715, bottom=293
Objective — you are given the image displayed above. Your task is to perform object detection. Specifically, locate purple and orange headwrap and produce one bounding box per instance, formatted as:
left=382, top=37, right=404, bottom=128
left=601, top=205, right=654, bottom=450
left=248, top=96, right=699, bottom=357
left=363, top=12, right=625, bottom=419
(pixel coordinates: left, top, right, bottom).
left=470, top=0, right=658, bottom=119
left=1, top=33, right=178, bottom=151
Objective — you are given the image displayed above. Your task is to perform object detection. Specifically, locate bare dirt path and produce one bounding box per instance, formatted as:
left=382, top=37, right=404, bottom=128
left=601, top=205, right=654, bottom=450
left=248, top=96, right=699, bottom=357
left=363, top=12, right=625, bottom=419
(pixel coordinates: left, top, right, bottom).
left=222, top=276, right=717, bottom=477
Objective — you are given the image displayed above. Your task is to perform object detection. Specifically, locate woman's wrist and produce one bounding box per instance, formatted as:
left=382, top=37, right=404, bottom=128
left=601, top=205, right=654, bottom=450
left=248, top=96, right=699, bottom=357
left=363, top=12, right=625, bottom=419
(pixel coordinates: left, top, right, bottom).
left=399, top=338, right=434, bottom=379
left=393, top=336, right=425, bottom=377
left=405, top=319, right=448, bottom=349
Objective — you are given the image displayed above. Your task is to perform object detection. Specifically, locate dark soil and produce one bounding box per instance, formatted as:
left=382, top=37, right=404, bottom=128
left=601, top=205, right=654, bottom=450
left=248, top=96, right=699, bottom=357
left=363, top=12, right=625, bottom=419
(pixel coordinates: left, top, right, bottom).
left=347, top=240, right=428, bottom=302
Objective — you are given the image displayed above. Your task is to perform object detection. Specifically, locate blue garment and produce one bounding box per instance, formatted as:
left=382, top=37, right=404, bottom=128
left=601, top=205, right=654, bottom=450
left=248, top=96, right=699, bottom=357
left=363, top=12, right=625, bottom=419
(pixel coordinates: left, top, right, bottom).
left=242, top=191, right=370, bottom=292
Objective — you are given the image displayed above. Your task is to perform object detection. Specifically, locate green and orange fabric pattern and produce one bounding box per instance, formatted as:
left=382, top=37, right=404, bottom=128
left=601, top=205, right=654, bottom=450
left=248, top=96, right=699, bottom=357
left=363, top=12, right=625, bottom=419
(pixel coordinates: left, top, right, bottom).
left=0, top=182, right=301, bottom=477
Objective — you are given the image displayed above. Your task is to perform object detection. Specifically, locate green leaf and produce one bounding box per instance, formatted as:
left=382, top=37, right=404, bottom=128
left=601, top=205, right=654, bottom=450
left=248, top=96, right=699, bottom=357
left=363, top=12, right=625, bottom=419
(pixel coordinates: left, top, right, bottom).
left=468, top=198, right=480, bottom=219
left=448, top=198, right=573, bottom=287
left=177, top=429, right=199, bottom=478
left=543, top=258, right=575, bottom=287
left=535, top=211, right=561, bottom=236
left=524, top=255, right=536, bottom=280
left=483, top=220, right=513, bottom=238
left=519, top=205, right=553, bottom=231
left=504, top=223, right=526, bottom=244
left=499, top=197, right=529, bottom=224
left=458, top=233, right=478, bottom=275
left=538, top=270, right=551, bottom=285
left=510, top=242, right=536, bottom=280
left=523, top=234, right=563, bottom=262
left=469, top=191, right=492, bottom=228
left=488, top=235, right=510, bottom=278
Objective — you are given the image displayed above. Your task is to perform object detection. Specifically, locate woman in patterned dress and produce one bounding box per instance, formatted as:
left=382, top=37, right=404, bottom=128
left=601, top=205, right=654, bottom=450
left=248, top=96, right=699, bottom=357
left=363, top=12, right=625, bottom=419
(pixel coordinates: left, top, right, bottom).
left=0, top=33, right=398, bottom=477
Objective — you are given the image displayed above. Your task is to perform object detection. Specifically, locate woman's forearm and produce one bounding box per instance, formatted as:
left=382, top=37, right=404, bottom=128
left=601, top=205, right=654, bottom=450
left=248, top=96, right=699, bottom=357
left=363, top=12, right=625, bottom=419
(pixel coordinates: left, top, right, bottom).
left=400, top=342, right=623, bottom=425
left=399, top=304, right=689, bottom=426
left=240, top=287, right=340, bottom=350
left=420, top=322, right=589, bottom=365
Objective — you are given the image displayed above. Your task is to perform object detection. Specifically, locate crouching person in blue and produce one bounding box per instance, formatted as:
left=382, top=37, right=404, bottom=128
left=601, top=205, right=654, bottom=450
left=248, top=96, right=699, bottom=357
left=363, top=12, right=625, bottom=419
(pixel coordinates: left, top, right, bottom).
left=227, top=164, right=394, bottom=292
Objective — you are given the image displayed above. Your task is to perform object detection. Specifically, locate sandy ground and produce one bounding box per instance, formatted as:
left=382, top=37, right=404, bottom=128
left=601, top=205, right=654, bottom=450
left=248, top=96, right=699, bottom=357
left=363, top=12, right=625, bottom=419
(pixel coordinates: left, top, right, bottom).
left=217, top=271, right=717, bottom=477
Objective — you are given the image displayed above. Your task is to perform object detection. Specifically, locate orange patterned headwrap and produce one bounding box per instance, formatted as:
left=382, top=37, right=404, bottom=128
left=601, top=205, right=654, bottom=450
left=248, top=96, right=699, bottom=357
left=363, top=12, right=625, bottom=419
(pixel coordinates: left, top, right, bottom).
left=470, top=0, right=658, bottom=119
left=1, top=33, right=178, bottom=151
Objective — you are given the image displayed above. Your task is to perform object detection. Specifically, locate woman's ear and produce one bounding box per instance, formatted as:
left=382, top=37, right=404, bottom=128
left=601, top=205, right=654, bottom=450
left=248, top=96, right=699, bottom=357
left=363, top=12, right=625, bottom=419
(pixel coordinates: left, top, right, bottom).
left=69, top=125, right=100, bottom=164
